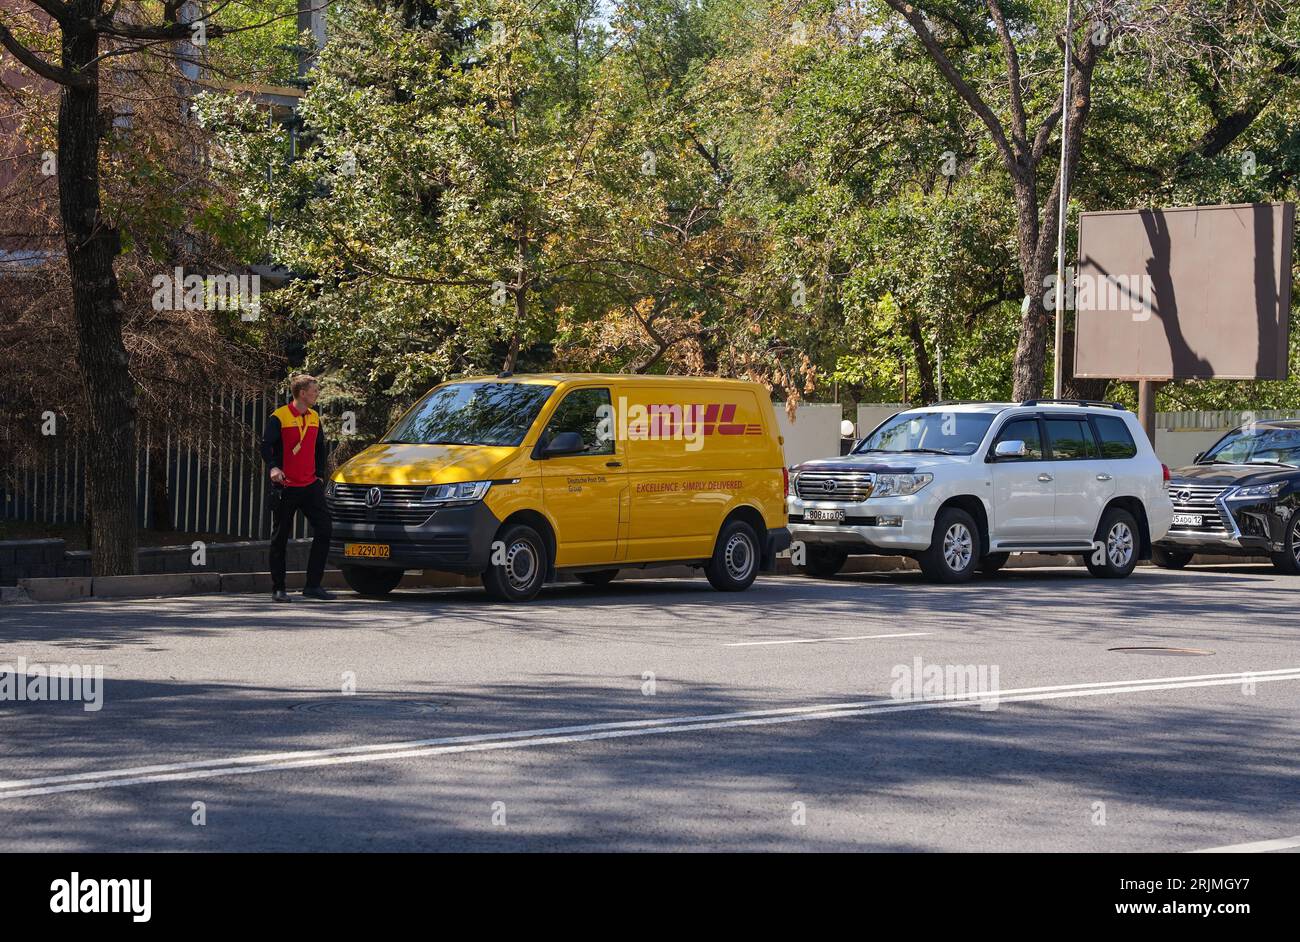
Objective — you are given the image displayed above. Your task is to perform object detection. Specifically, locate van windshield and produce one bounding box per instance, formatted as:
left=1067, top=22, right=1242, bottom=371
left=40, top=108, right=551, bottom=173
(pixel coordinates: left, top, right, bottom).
left=383, top=382, right=555, bottom=447
left=854, top=411, right=995, bottom=456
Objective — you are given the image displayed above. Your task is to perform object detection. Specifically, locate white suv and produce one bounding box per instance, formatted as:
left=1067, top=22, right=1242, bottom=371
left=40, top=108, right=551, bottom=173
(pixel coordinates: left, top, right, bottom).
left=787, top=401, right=1173, bottom=582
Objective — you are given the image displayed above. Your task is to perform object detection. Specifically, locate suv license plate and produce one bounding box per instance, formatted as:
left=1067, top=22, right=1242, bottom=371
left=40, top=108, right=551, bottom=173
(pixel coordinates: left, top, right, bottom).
left=344, top=543, right=391, bottom=559
left=805, top=509, right=845, bottom=523
left=1172, top=513, right=1203, bottom=527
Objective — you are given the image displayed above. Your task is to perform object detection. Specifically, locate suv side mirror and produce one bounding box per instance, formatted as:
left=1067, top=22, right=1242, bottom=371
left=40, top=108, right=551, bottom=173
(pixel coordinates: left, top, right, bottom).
left=542, top=431, right=586, bottom=457
left=992, top=439, right=1027, bottom=460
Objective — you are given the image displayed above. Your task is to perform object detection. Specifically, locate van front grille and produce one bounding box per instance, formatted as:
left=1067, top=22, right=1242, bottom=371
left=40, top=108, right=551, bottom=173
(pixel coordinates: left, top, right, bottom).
left=328, top=483, right=434, bottom=526
left=795, top=471, right=874, bottom=502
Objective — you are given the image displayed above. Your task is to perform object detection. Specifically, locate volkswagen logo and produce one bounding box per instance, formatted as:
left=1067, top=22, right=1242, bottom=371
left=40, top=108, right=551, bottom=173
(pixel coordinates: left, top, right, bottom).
left=822, top=479, right=838, bottom=493
left=1176, top=489, right=1192, bottom=504
left=365, top=486, right=383, bottom=508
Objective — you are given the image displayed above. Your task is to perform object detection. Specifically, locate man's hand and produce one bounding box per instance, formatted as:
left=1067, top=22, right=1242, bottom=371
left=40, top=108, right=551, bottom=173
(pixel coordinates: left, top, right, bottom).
left=270, top=467, right=286, bottom=484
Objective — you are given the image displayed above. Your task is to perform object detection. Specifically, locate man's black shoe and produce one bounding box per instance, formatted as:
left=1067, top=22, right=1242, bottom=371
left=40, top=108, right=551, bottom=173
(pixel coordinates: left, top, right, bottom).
left=272, top=589, right=293, bottom=602
left=301, top=586, right=335, bottom=601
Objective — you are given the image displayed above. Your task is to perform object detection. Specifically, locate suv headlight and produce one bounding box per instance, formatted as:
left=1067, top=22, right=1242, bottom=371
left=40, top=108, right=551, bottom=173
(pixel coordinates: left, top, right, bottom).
left=422, top=481, right=492, bottom=505
left=1229, top=482, right=1283, bottom=500
left=871, top=473, right=932, bottom=498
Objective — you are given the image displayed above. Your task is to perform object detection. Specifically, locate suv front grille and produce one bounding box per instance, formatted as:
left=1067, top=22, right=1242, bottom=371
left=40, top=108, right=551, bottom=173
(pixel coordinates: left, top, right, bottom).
left=1169, top=483, right=1231, bottom=533
left=795, top=471, right=874, bottom=502
left=328, top=483, right=434, bottom=526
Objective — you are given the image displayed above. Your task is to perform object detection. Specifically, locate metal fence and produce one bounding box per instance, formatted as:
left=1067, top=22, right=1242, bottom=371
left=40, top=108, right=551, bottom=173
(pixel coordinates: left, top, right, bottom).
left=0, top=391, right=312, bottom=541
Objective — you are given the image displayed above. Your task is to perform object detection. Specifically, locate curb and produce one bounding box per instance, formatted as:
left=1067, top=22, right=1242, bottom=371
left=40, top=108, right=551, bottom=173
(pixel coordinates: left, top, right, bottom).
left=6, top=552, right=1275, bottom=603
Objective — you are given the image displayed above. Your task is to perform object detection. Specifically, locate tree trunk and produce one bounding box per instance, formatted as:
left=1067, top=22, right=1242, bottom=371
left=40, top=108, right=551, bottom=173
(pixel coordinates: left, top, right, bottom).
left=1010, top=185, right=1049, bottom=403
left=58, top=11, right=139, bottom=576
left=905, top=315, right=938, bottom=404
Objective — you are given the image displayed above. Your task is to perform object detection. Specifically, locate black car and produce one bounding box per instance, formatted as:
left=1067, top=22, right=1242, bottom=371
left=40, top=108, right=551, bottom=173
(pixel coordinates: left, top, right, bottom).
left=1153, top=420, right=1300, bottom=572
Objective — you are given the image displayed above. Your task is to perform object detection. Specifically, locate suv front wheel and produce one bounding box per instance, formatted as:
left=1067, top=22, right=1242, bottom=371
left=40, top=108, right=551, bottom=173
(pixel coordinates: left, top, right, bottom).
left=1085, top=508, right=1139, bottom=578
left=918, top=508, right=980, bottom=583
left=1270, top=513, right=1300, bottom=575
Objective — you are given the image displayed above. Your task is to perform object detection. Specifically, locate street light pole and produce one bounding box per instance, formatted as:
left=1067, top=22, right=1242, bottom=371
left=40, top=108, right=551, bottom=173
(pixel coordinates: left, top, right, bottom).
left=1053, top=0, right=1074, bottom=400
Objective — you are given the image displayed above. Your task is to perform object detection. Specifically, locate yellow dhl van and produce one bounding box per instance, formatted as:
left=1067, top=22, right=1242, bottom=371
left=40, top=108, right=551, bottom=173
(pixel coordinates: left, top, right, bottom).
left=325, top=373, right=791, bottom=601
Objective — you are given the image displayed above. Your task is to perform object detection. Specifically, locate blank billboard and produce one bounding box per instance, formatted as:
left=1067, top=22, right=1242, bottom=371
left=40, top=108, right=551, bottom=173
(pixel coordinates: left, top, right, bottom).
left=1073, top=202, right=1295, bottom=380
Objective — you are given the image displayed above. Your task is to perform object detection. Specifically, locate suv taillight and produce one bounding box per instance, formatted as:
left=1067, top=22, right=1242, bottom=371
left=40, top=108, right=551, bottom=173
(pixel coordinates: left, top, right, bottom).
left=1162, top=464, right=1171, bottom=491
left=783, top=467, right=790, bottom=496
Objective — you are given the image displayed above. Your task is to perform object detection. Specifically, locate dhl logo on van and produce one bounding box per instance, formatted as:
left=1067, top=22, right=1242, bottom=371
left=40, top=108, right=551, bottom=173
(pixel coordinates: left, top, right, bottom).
left=596, top=399, right=762, bottom=452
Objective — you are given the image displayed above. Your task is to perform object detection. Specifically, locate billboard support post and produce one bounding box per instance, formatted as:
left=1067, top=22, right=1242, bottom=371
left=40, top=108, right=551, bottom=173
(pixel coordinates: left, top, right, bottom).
left=1137, top=381, right=1161, bottom=447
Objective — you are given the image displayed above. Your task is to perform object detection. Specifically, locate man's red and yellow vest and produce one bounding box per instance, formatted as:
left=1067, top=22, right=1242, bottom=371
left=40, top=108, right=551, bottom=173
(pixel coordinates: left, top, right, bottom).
left=273, top=402, right=321, bottom=487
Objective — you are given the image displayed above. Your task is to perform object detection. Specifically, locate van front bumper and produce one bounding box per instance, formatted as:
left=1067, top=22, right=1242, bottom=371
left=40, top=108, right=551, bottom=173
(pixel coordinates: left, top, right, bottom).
left=787, top=495, right=933, bottom=552
left=327, top=502, right=501, bottom=574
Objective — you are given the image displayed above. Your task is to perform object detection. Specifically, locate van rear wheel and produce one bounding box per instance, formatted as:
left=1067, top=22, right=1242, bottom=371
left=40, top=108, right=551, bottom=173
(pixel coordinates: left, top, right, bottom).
left=705, top=520, right=760, bottom=592
left=576, top=569, right=618, bottom=586
left=482, top=523, right=549, bottom=602
left=341, top=565, right=404, bottom=597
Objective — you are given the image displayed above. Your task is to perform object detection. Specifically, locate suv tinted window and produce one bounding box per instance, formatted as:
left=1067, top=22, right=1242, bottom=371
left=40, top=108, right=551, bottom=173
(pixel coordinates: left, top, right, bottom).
left=1093, top=415, right=1138, bottom=459
left=993, top=418, right=1043, bottom=459
left=543, top=388, right=614, bottom=456
left=1045, top=418, right=1098, bottom=460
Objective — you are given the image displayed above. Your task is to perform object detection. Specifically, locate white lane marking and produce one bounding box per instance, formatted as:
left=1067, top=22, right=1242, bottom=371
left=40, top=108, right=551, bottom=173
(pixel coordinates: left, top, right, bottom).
left=1190, top=835, right=1300, bottom=854
left=724, top=632, right=932, bottom=647
left=2, top=667, right=1297, bottom=800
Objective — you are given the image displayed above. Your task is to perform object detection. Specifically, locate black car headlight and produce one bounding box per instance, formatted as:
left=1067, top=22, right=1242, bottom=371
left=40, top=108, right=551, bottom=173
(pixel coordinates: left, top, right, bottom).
left=1228, top=483, right=1283, bottom=500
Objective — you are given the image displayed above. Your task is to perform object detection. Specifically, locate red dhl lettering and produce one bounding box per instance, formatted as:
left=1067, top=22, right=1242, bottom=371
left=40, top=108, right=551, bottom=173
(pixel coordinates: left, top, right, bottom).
left=644, top=403, right=762, bottom=436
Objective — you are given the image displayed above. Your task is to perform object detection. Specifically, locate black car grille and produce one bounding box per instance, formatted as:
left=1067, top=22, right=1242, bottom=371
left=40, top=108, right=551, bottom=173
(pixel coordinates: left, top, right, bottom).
left=1168, top=483, right=1231, bottom=533
left=795, top=471, right=874, bottom=502
left=328, top=483, right=434, bottom=526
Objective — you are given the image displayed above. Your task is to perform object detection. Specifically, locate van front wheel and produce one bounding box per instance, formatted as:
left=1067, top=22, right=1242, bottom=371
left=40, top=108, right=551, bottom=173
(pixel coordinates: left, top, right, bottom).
left=705, top=520, right=760, bottom=592
left=482, top=524, right=549, bottom=602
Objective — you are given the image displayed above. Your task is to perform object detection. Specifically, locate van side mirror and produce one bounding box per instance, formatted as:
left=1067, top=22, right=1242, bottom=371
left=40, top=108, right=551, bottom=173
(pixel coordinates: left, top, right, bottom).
left=992, top=439, right=1027, bottom=460
left=542, top=431, right=586, bottom=457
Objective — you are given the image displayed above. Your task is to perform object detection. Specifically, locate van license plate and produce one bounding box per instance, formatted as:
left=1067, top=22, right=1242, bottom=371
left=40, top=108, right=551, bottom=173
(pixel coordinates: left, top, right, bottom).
left=805, top=509, right=845, bottom=523
left=1172, top=514, right=1202, bottom=527
left=344, top=543, right=391, bottom=559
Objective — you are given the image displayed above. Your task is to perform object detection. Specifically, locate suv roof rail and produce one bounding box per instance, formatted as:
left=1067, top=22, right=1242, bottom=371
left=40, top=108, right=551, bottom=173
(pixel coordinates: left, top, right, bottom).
left=930, top=400, right=992, bottom=406
left=1020, top=398, right=1127, bottom=410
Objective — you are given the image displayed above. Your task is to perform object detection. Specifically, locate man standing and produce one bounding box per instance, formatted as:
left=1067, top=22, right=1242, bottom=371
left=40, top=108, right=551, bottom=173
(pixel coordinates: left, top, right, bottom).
left=261, top=374, right=334, bottom=601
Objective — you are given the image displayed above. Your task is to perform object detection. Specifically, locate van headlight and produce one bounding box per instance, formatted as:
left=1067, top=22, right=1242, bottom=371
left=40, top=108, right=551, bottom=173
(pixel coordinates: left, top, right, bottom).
left=422, top=481, right=492, bottom=505
left=871, top=473, right=932, bottom=498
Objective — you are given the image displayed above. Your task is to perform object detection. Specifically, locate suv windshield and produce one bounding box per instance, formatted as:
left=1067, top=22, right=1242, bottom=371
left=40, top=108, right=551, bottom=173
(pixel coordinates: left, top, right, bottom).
left=1201, top=425, right=1300, bottom=467
left=383, top=382, right=555, bottom=447
left=855, top=411, right=995, bottom=457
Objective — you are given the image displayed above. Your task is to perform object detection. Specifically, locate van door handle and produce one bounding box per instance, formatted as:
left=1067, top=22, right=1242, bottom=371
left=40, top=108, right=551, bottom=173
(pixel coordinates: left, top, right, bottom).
left=1037, top=473, right=1053, bottom=482
left=1096, top=473, right=1112, bottom=481
left=606, top=461, right=622, bottom=468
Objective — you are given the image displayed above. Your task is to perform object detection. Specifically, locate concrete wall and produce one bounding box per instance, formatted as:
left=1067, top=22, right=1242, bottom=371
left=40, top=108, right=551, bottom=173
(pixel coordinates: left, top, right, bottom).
left=773, top=402, right=844, bottom=467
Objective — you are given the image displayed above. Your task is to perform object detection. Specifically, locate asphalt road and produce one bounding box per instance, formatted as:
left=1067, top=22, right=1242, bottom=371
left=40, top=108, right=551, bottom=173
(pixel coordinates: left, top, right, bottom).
left=1, top=564, right=1297, bottom=852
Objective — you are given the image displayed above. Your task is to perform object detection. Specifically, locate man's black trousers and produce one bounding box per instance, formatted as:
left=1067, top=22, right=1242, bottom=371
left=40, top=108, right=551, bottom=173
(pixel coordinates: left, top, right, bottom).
left=269, top=480, right=333, bottom=591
